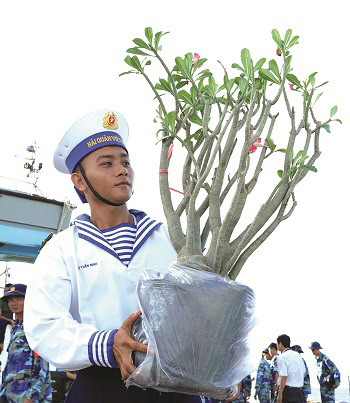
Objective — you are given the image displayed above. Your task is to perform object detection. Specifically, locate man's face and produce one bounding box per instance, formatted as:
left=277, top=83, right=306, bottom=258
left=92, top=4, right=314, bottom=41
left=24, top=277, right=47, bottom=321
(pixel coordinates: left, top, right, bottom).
left=277, top=341, right=283, bottom=352
left=268, top=347, right=276, bottom=357
left=75, top=146, right=134, bottom=205
left=311, top=349, right=320, bottom=356
left=8, top=296, right=24, bottom=314
left=265, top=352, right=272, bottom=361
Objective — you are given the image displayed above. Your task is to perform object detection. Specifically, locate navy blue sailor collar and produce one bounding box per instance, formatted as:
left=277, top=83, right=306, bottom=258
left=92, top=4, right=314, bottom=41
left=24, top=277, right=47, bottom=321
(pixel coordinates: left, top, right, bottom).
left=71, top=209, right=162, bottom=265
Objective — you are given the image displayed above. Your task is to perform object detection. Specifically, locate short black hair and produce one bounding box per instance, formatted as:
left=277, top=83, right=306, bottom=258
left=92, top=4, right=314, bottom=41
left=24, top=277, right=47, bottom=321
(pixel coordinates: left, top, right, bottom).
left=268, top=342, right=277, bottom=350
left=5, top=283, right=12, bottom=288
left=277, top=334, right=290, bottom=348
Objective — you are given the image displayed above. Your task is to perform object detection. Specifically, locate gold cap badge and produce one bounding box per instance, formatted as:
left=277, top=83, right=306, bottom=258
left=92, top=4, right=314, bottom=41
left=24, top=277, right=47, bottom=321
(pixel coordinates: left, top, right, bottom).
left=10, top=287, right=15, bottom=292
left=103, top=112, right=119, bottom=130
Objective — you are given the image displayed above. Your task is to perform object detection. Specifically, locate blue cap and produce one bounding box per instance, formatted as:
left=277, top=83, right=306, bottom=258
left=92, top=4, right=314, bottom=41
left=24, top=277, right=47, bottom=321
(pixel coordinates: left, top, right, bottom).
left=2, top=284, right=27, bottom=302
left=263, top=348, right=269, bottom=354
left=291, top=345, right=304, bottom=353
left=309, top=341, right=322, bottom=350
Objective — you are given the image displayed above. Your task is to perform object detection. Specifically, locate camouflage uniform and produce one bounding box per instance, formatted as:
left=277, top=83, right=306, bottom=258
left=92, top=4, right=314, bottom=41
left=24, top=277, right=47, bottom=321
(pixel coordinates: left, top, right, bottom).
left=269, top=353, right=278, bottom=400
left=242, top=375, right=252, bottom=400
left=301, top=357, right=311, bottom=403
left=316, top=352, right=340, bottom=403
left=0, top=320, right=52, bottom=403
left=255, top=358, right=272, bottom=403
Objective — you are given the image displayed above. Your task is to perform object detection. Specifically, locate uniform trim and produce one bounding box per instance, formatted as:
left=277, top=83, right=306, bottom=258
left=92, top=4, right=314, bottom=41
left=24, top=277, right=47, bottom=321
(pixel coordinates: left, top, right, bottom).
left=88, top=330, right=118, bottom=368
left=72, top=210, right=162, bottom=266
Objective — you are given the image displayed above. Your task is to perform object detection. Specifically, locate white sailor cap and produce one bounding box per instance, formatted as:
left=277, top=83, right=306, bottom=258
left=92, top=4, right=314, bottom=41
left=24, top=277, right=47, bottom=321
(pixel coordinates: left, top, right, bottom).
left=53, top=109, right=129, bottom=174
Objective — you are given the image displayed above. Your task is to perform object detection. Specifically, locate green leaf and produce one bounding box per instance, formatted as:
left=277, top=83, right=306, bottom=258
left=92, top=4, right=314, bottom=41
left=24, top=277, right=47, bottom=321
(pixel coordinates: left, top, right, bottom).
left=176, top=81, right=188, bottom=89
left=129, top=56, right=143, bottom=73
left=145, top=27, right=153, bottom=45
left=285, top=55, right=292, bottom=72
left=254, top=58, right=266, bottom=71
left=127, top=47, right=152, bottom=57
left=268, top=59, right=281, bottom=80
left=284, top=29, right=292, bottom=46
left=330, top=105, right=338, bottom=117
left=238, top=77, right=248, bottom=93
left=188, top=112, right=203, bottom=126
left=175, top=56, right=191, bottom=79
left=293, top=150, right=303, bottom=165
left=241, top=48, right=252, bottom=77
left=231, top=63, right=245, bottom=72
left=299, top=165, right=318, bottom=172
left=322, top=124, right=331, bottom=133
left=163, top=111, right=176, bottom=132
left=124, top=56, right=134, bottom=68
left=193, top=58, right=207, bottom=70
left=276, top=148, right=287, bottom=153
left=290, top=166, right=297, bottom=179
left=178, top=90, right=194, bottom=105
left=190, top=86, right=197, bottom=103
left=265, top=137, right=276, bottom=151
left=313, top=92, right=323, bottom=107
left=159, top=78, right=173, bottom=94
left=287, top=36, right=299, bottom=49
left=272, top=29, right=283, bottom=47
left=184, top=129, right=202, bottom=143
left=145, top=60, right=151, bottom=66
left=133, top=38, right=151, bottom=50
left=259, top=68, right=280, bottom=84
left=277, top=169, right=284, bottom=178
left=297, top=155, right=309, bottom=165
left=334, top=119, right=342, bottom=124
left=315, top=81, right=329, bottom=89
left=287, top=73, right=302, bottom=88
left=119, top=70, right=137, bottom=77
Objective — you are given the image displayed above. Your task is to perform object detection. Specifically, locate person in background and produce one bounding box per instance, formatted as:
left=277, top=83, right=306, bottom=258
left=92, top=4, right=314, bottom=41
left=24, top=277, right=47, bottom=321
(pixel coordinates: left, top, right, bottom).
left=276, top=334, right=305, bottom=403
left=0, top=284, right=14, bottom=353
left=268, top=343, right=279, bottom=400
left=291, top=345, right=311, bottom=403
left=242, top=375, right=252, bottom=402
left=0, top=284, right=52, bottom=403
left=254, top=349, right=272, bottom=403
left=309, top=341, right=340, bottom=403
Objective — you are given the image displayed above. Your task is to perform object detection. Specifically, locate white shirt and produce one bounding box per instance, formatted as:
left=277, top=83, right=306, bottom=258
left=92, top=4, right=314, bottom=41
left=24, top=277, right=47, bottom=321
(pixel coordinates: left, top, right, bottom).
left=23, top=210, right=177, bottom=371
left=277, top=349, right=305, bottom=387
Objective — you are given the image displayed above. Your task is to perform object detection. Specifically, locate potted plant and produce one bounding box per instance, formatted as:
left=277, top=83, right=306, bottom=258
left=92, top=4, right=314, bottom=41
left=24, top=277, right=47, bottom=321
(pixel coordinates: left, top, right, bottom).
left=120, top=28, right=340, bottom=400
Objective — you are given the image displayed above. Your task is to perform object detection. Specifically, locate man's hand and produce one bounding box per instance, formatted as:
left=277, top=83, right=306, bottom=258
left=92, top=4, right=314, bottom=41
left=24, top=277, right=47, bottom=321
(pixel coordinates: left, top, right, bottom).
left=8, top=319, right=15, bottom=326
left=24, top=398, right=34, bottom=403
left=277, top=391, right=282, bottom=403
left=254, top=393, right=257, bottom=400
left=113, top=310, right=147, bottom=380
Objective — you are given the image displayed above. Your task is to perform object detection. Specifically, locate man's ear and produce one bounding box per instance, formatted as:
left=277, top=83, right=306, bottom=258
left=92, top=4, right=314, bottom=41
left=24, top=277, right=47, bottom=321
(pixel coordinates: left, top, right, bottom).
left=71, top=172, right=87, bottom=192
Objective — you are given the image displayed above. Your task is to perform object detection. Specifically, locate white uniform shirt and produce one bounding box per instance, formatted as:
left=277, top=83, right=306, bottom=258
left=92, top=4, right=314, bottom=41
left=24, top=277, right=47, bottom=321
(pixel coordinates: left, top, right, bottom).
left=277, top=349, right=306, bottom=387
left=24, top=210, right=177, bottom=371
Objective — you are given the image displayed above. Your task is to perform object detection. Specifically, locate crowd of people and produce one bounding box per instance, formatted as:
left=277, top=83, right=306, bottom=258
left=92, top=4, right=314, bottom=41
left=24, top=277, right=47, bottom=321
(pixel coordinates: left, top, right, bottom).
left=0, top=110, right=342, bottom=402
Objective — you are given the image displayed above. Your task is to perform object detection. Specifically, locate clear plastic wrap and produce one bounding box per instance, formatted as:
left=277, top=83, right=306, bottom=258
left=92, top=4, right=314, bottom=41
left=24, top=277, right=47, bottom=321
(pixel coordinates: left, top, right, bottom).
left=126, top=259, right=256, bottom=401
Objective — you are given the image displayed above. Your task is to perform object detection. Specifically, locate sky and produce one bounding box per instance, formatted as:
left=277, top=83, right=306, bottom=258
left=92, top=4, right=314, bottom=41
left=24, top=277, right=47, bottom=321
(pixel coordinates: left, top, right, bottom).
left=0, top=0, right=349, bottom=393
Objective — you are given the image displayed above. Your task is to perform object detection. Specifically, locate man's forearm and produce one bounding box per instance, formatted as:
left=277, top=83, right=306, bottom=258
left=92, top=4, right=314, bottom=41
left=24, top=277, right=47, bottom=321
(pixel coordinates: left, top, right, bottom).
left=279, top=376, right=287, bottom=394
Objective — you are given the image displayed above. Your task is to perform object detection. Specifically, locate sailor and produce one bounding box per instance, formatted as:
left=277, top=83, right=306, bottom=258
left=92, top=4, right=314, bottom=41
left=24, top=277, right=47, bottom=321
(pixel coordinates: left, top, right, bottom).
left=290, top=345, right=311, bottom=403
left=23, top=110, right=202, bottom=402
left=254, top=349, right=272, bottom=403
left=309, top=341, right=340, bottom=403
left=0, top=284, right=52, bottom=402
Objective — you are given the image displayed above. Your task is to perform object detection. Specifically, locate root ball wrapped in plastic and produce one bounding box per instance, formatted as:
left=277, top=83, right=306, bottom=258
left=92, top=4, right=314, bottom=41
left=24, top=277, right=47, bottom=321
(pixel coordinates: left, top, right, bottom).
left=126, top=260, right=256, bottom=401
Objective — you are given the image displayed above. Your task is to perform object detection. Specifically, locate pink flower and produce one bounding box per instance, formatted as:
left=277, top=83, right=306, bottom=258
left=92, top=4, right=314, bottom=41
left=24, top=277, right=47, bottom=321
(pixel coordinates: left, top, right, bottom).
left=192, top=53, right=203, bottom=68
left=193, top=53, right=200, bottom=63
left=289, top=83, right=294, bottom=90
left=249, top=144, right=258, bottom=153
left=249, top=134, right=261, bottom=153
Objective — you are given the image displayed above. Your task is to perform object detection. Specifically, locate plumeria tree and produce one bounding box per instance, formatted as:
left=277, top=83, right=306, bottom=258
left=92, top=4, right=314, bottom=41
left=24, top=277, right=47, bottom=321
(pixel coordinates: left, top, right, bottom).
left=121, top=28, right=340, bottom=280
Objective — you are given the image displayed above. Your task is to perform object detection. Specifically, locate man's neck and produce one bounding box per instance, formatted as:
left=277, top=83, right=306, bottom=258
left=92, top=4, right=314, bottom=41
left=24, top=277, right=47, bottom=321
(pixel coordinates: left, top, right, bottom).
left=15, top=313, right=23, bottom=322
left=90, top=204, right=134, bottom=230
